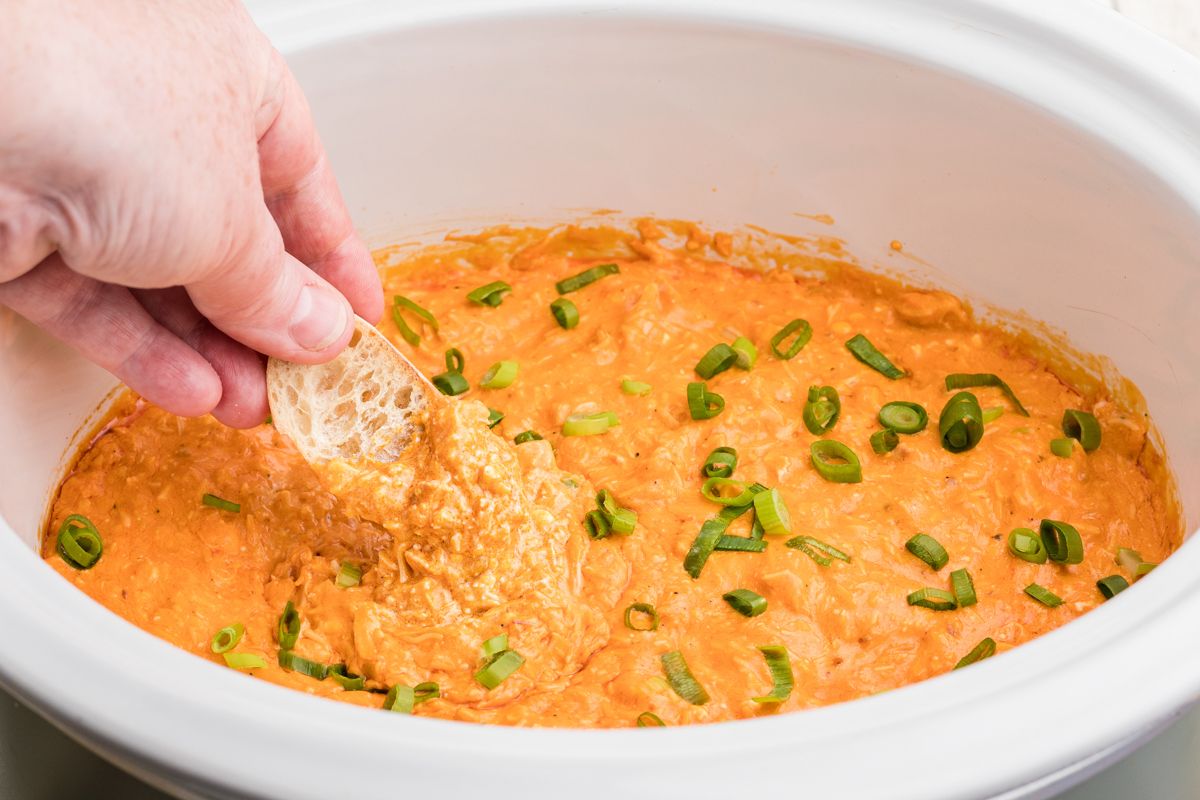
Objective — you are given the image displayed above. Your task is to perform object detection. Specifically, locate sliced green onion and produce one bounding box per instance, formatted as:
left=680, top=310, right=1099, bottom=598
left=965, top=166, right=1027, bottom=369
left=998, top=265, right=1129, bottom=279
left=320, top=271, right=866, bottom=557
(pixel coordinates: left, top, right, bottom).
left=785, top=535, right=850, bottom=567
left=906, top=533, right=949, bottom=571
left=210, top=623, right=245, bottom=654
left=562, top=478, right=578, bottom=489
left=414, top=682, right=439, bottom=704
left=431, top=370, right=469, bottom=396
left=950, top=568, right=977, bottom=607
left=487, top=408, right=505, bottom=429
left=277, top=600, right=300, bottom=650
left=481, top=634, right=509, bottom=660
left=563, top=411, right=618, bottom=436
left=907, top=587, right=958, bottom=611
left=752, top=645, right=794, bottom=703
left=953, top=638, right=996, bottom=670
left=56, top=514, right=103, bottom=570
left=686, top=381, right=724, bottom=420
left=329, top=664, right=365, bottom=691
left=444, top=348, right=464, bottom=373
left=550, top=297, right=579, bottom=329
left=770, top=319, right=813, bottom=360
left=1024, top=583, right=1063, bottom=607
left=810, top=440, right=863, bottom=483
left=383, top=684, right=414, bottom=713
left=624, top=603, right=660, bottom=631
left=731, top=336, right=757, bottom=370
left=695, top=343, right=738, bottom=379
left=1050, top=438, right=1075, bottom=458
left=1136, top=563, right=1157, bottom=577
left=336, top=561, right=362, bottom=588
left=802, top=385, right=841, bottom=435
left=223, top=653, right=267, bottom=670
left=870, top=429, right=899, bottom=454
left=878, top=401, right=928, bottom=434
left=513, top=430, right=543, bottom=445
left=722, top=589, right=767, bottom=617
left=660, top=650, right=709, bottom=705
left=715, top=536, right=768, bottom=552
left=480, top=360, right=519, bottom=389
left=982, top=406, right=1004, bottom=424
left=585, top=510, right=612, bottom=540
left=1116, top=547, right=1143, bottom=575
left=1062, top=409, right=1102, bottom=451
left=702, top=446, right=738, bottom=478
left=637, top=712, right=666, bottom=727
left=846, top=334, right=904, bottom=379
left=202, top=494, right=240, bottom=514
left=701, top=477, right=755, bottom=507
left=683, top=519, right=727, bottom=578
left=1040, top=519, right=1084, bottom=565
left=278, top=650, right=329, bottom=680
left=1008, top=528, right=1048, bottom=564
left=938, top=391, right=984, bottom=453
left=556, top=263, right=620, bottom=294
left=752, top=488, right=792, bottom=536
left=622, top=379, right=652, bottom=396
left=393, top=295, right=439, bottom=348
left=475, top=649, right=525, bottom=689
left=944, top=373, right=1029, bottom=416
left=466, top=280, right=512, bottom=307
left=595, top=490, right=638, bottom=535
left=1097, top=575, right=1129, bottom=600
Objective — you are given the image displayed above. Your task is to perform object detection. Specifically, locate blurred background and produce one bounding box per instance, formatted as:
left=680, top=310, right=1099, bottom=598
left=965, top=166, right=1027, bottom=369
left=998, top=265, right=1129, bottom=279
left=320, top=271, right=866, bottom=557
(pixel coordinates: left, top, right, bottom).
left=1, top=0, right=1198, bottom=798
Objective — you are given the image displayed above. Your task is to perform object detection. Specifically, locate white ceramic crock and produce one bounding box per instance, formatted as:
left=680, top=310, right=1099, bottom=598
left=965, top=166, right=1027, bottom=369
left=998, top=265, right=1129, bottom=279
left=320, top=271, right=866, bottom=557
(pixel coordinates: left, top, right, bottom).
left=2, top=1, right=1200, bottom=798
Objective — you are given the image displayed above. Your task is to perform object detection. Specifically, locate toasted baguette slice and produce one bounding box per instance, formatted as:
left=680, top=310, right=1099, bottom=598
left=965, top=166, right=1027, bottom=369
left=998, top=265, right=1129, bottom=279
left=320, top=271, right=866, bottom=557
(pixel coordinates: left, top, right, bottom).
left=266, top=316, right=439, bottom=464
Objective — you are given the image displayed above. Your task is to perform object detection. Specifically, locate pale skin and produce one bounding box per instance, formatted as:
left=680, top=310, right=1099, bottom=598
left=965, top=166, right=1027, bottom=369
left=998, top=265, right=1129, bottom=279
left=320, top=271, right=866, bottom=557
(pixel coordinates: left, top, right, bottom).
left=0, top=0, right=384, bottom=428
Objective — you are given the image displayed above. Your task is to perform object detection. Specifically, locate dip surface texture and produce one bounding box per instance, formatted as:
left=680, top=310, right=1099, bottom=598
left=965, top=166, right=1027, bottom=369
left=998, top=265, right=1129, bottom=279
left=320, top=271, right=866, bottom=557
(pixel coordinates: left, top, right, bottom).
left=44, top=222, right=1178, bottom=727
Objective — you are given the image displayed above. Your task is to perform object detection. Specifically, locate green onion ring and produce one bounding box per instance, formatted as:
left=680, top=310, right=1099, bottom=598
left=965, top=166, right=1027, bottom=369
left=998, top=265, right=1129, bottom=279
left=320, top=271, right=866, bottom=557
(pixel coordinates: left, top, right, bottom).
left=329, top=664, right=365, bottom=691
left=752, top=488, right=792, bottom=536
left=444, top=348, right=464, bottom=374
left=414, top=682, right=440, bottom=704
left=56, top=514, right=103, bottom=569
left=944, top=373, right=1029, bottom=416
left=486, top=408, right=505, bottom=429
left=878, top=401, right=928, bottom=434
left=466, top=280, right=512, bottom=307
left=1024, top=583, right=1063, bottom=607
left=475, top=649, right=525, bottom=689
left=802, top=385, right=841, bottom=435
left=513, top=430, right=543, bottom=445
left=278, top=650, right=329, bottom=680
left=202, top=494, right=241, bottom=514
left=223, top=653, right=267, bottom=670
left=210, top=623, right=244, bottom=654
left=594, top=490, right=638, bottom=535
left=1040, top=519, right=1084, bottom=565
left=336, top=561, right=362, bottom=588
left=950, top=568, right=977, bottom=607
left=1097, top=575, right=1129, bottom=600
left=479, top=360, right=519, bottom=389
left=431, top=371, right=470, bottom=396
left=751, top=645, right=794, bottom=703
left=277, top=600, right=300, bottom=650
left=981, top=406, right=1004, bottom=424
left=683, top=519, right=728, bottom=578
left=1136, top=563, right=1157, bottom=577
left=637, top=711, right=667, bottom=727
left=550, top=297, right=580, bottom=329
left=481, top=635, right=508, bottom=661
left=907, top=587, right=958, bottom=611
left=938, top=391, right=984, bottom=453
left=686, top=381, right=725, bottom=420
left=770, top=319, right=813, bottom=360
left=383, top=684, right=415, bottom=713
left=953, top=638, right=997, bottom=670
left=702, top=446, right=738, bottom=478
left=870, top=429, right=899, bottom=454
left=392, top=295, right=439, bottom=348
left=624, top=603, right=660, bottom=631
left=695, top=343, right=739, bottom=379
left=585, top=510, right=612, bottom=540
left=660, top=650, right=709, bottom=705
left=701, top=477, right=755, bottom=507
left=785, top=535, right=851, bottom=567
left=1007, top=528, right=1048, bottom=564
left=722, top=589, right=767, bottom=617
left=621, top=379, right=652, bottom=395
left=810, top=440, right=863, bottom=483
left=905, top=533, right=949, bottom=571
left=1062, top=409, right=1102, bottom=451
left=845, top=334, right=904, bottom=379
left=730, top=336, right=757, bottom=370
left=563, top=412, right=617, bottom=436
left=556, top=263, right=620, bottom=294
left=1050, top=438, right=1075, bottom=458
left=714, top=536, right=769, bottom=552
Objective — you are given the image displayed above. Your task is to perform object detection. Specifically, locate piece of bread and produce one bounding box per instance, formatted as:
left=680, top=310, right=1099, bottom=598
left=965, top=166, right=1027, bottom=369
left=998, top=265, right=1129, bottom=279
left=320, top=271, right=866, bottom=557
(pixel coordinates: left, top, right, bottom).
left=266, top=316, right=439, bottom=464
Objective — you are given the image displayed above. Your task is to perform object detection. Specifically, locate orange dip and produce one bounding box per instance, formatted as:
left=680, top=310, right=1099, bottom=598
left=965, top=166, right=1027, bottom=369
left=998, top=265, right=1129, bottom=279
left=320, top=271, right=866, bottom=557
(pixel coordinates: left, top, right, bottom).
left=44, top=221, right=1178, bottom=727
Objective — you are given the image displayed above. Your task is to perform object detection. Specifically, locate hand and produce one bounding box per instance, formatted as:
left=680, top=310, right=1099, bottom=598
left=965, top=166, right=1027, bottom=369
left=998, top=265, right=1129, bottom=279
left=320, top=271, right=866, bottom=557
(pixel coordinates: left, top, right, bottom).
left=0, top=0, right=384, bottom=428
